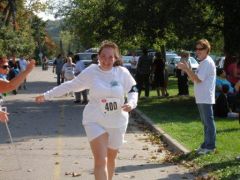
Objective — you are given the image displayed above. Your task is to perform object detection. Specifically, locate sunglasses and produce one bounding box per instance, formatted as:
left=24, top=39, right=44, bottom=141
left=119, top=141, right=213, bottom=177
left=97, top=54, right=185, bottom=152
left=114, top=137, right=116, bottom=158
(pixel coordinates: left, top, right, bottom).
left=195, top=47, right=206, bottom=51
left=0, top=65, right=9, bottom=70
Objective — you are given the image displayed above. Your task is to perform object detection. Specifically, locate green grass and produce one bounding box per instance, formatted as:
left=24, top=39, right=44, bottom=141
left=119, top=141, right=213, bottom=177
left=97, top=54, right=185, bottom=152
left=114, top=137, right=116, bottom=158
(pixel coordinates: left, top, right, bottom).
left=138, top=77, right=240, bottom=179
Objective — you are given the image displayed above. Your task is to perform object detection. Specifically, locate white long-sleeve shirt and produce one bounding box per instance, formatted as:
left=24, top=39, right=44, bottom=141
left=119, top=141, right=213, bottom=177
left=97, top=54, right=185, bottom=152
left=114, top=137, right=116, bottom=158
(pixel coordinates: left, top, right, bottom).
left=44, top=64, right=138, bottom=128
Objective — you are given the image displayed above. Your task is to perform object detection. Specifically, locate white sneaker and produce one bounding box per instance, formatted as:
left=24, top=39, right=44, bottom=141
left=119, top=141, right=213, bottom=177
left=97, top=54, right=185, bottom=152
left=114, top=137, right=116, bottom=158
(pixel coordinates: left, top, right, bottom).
left=195, top=147, right=203, bottom=153
left=197, top=148, right=215, bottom=155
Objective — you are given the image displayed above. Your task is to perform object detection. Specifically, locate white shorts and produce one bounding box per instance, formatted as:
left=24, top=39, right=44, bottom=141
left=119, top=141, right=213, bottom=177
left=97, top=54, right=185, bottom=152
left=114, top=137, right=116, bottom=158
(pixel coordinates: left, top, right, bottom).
left=84, top=122, right=127, bottom=150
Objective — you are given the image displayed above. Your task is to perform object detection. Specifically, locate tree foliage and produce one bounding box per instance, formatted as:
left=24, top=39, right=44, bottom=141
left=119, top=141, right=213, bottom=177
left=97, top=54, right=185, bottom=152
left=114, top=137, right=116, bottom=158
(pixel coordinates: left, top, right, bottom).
left=0, top=0, right=57, bottom=60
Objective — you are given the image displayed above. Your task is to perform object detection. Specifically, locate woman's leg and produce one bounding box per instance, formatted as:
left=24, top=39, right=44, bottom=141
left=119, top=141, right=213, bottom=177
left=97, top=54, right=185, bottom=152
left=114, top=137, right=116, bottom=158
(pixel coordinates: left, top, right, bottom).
left=90, top=133, right=109, bottom=180
left=107, top=148, right=118, bottom=180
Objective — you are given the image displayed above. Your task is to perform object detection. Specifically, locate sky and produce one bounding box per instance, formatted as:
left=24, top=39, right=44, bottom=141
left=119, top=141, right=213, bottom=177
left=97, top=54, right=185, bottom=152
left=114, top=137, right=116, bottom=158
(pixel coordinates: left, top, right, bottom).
left=37, top=12, right=56, bottom=21
left=29, top=0, right=68, bottom=21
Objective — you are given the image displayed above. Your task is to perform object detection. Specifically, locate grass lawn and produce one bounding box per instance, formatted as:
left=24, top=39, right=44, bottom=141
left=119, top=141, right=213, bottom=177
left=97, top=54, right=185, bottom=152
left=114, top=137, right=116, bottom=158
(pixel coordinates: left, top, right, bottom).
left=137, top=77, right=240, bottom=179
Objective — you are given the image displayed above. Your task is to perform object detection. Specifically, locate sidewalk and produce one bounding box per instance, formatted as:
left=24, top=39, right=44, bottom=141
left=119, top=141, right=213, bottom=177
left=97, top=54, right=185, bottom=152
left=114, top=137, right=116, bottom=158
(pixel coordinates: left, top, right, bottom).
left=0, top=67, right=195, bottom=180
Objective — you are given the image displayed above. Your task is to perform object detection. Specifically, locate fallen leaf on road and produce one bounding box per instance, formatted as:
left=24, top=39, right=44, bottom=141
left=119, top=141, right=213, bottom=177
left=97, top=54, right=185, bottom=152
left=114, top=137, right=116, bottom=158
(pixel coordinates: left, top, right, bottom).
left=132, top=154, right=137, bottom=159
left=55, top=162, right=60, bottom=165
left=72, top=172, right=81, bottom=177
left=65, top=172, right=73, bottom=175
left=150, top=155, right=157, bottom=160
left=142, top=146, right=148, bottom=150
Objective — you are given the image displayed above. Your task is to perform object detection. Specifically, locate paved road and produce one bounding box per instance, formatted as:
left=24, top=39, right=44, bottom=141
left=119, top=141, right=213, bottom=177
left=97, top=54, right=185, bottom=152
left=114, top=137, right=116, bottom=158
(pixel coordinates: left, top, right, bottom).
left=0, top=67, right=195, bottom=180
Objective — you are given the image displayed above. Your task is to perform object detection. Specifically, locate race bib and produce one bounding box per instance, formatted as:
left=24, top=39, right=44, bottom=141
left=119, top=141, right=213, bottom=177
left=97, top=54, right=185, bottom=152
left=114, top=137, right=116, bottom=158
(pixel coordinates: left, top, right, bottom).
left=100, top=98, right=120, bottom=115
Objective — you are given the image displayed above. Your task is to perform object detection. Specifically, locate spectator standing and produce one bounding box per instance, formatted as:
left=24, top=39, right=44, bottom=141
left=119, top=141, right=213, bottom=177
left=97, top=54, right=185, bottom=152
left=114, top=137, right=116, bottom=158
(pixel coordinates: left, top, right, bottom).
left=152, top=52, right=166, bottom=97
left=74, top=55, right=88, bottom=104
left=176, top=51, right=190, bottom=96
left=136, top=48, right=152, bottom=98
left=62, top=56, right=75, bottom=82
left=53, top=54, right=65, bottom=85
left=42, top=56, right=48, bottom=70
left=215, top=68, right=234, bottom=98
left=177, top=39, right=216, bottom=155
left=18, top=56, right=28, bottom=89
left=226, top=57, right=240, bottom=86
left=8, top=55, right=20, bottom=94
left=35, top=40, right=138, bottom=180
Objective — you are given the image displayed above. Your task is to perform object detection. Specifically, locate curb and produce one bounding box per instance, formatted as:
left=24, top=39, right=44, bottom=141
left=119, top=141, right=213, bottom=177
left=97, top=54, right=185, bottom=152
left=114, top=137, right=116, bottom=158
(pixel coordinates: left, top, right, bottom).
left=132, top=108, right=190, bottom=155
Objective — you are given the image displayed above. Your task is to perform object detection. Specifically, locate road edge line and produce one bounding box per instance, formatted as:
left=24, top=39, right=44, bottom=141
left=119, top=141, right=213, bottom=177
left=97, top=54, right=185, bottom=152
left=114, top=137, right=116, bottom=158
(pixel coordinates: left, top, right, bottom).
left=132, top=108, right=190, bottom=155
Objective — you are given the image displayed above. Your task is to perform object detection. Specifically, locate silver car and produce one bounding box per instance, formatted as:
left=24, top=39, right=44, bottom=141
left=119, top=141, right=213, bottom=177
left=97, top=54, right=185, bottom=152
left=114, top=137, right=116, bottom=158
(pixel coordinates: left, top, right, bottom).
left=167, top=56, right=199, bottom=76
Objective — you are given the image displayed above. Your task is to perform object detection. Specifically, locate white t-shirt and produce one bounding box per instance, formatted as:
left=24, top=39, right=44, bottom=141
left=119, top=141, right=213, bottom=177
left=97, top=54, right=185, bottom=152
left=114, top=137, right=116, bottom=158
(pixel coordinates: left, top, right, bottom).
left=194, top=55, right=216, bottom=104
left=44, top=64, right=137, bottom=128
left=62, top=63, right=75, bottom=80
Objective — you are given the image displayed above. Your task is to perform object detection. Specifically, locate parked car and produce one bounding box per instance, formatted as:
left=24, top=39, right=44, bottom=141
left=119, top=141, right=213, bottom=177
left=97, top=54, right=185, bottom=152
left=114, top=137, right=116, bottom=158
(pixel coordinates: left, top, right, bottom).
left=165, top=52, right=178, bottom=63
left=167, top=56, right=199, bottom=76
left=121, top=55, right=139, bottom=71
left=48, top=59, right=54, bottom=66
left=75, top=52, right=97, bottom=68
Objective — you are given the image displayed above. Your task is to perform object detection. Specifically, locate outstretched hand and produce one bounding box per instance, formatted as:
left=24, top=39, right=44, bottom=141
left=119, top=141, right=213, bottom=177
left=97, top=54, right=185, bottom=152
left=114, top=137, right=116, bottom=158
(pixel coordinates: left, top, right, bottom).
left=35, top=95, right=45, bottom=103
left=177, top=61, right=189, bottom=71
left=0, top=111, right=9, bottom=123
left=122, top=103, right=133, bottom=112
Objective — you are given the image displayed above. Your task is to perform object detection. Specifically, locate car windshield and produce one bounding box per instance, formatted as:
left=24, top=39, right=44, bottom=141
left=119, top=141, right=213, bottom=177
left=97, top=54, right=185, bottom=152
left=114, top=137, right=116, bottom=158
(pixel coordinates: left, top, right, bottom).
left=189, top=57, right=198, bottom=64
left=122, top=56, right=132, bottom=63
left=78, top=53, right=93, bottom=60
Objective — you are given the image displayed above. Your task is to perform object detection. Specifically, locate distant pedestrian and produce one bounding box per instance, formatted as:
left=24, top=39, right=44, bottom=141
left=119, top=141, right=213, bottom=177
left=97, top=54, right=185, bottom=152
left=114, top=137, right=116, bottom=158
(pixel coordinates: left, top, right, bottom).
left=8, top=55, right=20, bottom=94
left=136, top=48, right=152, bottom=98
left=152, top=52, right=166, bottom=97
left=53, top=54, right=64, bottom=85
left=177, top=39, right=216, bottom=155
left=176, top=51, right=190, bottom=96
left=18, top=56, right=28, bottom=89
left=62, top=56, right=75, bottom=82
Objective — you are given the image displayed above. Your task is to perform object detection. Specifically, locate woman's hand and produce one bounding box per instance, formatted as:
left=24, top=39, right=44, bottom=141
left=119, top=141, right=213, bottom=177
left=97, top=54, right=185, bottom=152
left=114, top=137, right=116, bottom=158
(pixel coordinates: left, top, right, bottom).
left=0, top=111, right=9, bottom=123
left=122, top=103, right=133, bottom=112
left=35, top=95, right=46, bottom=103
left=177, top=61, right=189, bottom=71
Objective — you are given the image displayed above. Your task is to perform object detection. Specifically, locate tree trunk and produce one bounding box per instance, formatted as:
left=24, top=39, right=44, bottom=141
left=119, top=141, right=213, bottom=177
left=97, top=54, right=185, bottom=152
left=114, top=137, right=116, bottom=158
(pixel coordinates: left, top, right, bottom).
left=223, top=1, right=240, bottom=56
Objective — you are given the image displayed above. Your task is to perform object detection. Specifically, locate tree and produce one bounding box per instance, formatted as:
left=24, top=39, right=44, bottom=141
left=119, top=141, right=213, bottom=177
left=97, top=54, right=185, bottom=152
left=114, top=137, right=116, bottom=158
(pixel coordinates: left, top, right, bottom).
left=222, top=1, right=240, bottom=56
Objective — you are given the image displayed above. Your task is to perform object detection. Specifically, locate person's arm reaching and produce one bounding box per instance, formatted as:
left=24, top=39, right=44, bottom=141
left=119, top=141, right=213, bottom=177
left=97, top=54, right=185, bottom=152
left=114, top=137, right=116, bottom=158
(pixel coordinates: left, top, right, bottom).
left=0, top=60, right=35, bottom=93
left=0, top=111, right=9, bottom=123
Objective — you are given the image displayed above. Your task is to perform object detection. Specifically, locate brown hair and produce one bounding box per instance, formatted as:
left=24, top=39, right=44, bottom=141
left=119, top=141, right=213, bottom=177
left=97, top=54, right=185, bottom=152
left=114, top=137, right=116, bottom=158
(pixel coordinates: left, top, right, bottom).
left=196, top=39, right=211, bottom=54
left=98, top=40, right=123, bottom=66
left=0, top=57, right=9, bottom=66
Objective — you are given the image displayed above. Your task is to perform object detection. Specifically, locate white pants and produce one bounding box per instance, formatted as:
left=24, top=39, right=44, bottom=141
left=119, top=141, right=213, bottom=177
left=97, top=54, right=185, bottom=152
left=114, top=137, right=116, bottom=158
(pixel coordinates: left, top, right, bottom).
left=84, top=122, right=127, bottom=150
